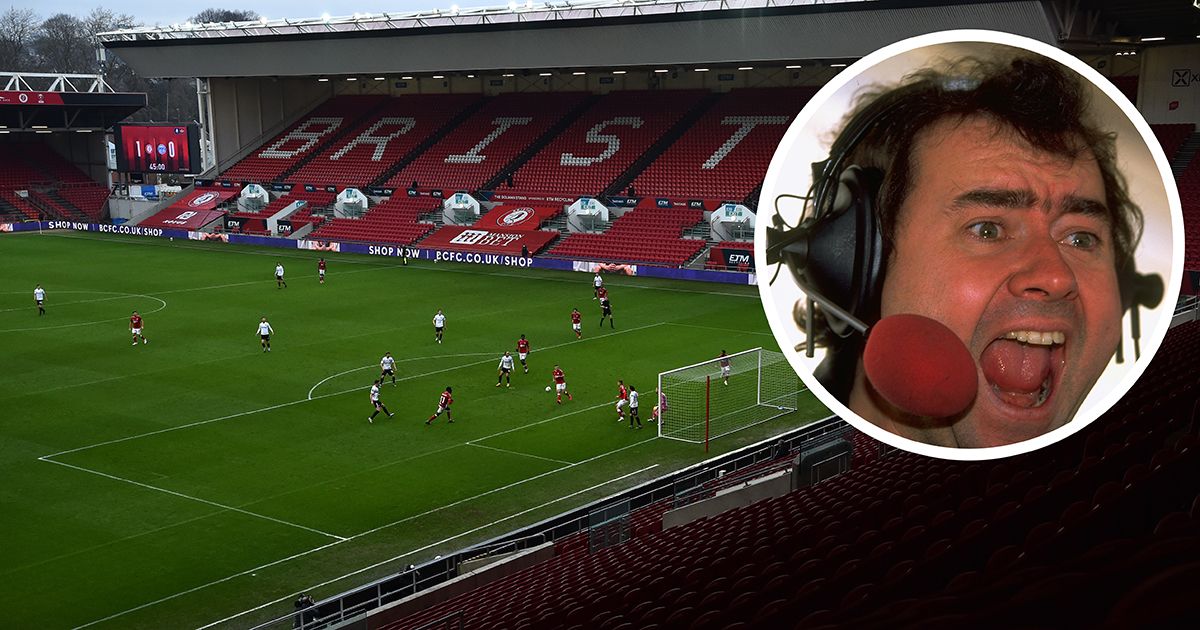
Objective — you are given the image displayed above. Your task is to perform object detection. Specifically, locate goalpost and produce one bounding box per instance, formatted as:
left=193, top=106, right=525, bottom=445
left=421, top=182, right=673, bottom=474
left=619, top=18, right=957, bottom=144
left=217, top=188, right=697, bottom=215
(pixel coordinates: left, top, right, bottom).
left=656, top=347, right=804, bottom=450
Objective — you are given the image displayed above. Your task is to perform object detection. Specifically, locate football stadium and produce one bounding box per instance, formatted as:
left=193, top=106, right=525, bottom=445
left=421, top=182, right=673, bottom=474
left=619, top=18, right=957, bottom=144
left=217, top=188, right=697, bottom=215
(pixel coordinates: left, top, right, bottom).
left=1, top=0, right=1199, bottom=628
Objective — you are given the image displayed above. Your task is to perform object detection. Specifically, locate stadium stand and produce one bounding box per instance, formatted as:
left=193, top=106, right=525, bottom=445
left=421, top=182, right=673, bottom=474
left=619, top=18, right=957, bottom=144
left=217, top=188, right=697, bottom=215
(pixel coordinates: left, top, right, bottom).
left=627, top=87, right=816, bottom=201
left=1152, top=123, right=1195, bottom=164
left=218, top=95, right=387, bottom=185
left=308, top=195, right=436, bottom=245
left=377, top=318, right=1200, bottom=630
left=547, top=204, right=706, bottom=266
left=504, top=90, right=709, bottom=198
left=20, top=143, right=110, bottom=219
left=384, top=92, right=591, bottom=192
left=0, top=141, right=109, bottom=221
left=287, top=94, right=482, bottom=189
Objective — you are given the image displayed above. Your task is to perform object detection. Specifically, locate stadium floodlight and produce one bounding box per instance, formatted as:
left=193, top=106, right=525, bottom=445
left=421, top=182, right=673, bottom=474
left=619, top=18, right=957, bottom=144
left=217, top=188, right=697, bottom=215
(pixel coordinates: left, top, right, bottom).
left=612, top=70, right=627, bottom=74
left=830, top=62, right=848, bottom=67
left=467, top=74, right=476, bottom=78
left=654, top=69, right=669, bottom=73
left=1140, top=36, right=1165, bottom=42
left=738, top=66, right=753, bottom=70
left=657, top=348, right=803, bottom=451
left=572, top=71, right=586, bottom=75
left=374, top=76, right=386, bottom=80
left=318, top=77, right=330, bottom=82
left=433, top=75, right=445, bottom=79
left=503, top=73, right=515, bottom=77
left=786, top=64, right=802, bottom=69
left=401, top=75, right=414, bottom=79
left=539, top=72, right=552, bottom=76
left=694, top=68, right=709, bottom=72
left=345, top=77, right=357, bottom=81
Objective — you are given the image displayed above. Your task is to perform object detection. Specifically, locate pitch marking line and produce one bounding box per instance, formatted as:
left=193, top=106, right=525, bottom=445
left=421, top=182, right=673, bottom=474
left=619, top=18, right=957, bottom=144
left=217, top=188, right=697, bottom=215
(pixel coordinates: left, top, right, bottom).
left=38, top=457, right=346, bottom=541
left=666, top=322, right=776, bottom=337
left=466, top=443, right=574, bottom=465
left=192, top=463, right=660, bottom=630
left=0, top=291, right=168, bottom=333
left=78, top=452, right=659, bottom=630
left=307, top=321, right=665, bottom=401
left=306, top=352, right=495, bottom=400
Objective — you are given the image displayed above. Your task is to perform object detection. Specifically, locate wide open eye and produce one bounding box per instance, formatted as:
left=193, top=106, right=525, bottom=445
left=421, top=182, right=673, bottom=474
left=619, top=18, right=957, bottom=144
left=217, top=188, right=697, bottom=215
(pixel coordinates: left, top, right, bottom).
left=1062, top=231, right=1101, bottom=251
left=967, top=221, right=1003, bottom=240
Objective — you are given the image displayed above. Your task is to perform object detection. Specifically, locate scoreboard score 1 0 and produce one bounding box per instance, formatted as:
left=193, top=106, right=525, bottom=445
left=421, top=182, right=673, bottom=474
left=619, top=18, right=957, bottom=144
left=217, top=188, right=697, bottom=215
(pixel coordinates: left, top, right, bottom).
left=114, top=124, right=201, bottom=174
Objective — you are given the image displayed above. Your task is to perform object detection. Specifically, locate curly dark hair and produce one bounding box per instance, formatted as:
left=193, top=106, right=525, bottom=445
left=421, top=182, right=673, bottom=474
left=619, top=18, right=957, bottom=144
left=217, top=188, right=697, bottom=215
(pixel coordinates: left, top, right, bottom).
left=831, top=53, right=1143, bottom=269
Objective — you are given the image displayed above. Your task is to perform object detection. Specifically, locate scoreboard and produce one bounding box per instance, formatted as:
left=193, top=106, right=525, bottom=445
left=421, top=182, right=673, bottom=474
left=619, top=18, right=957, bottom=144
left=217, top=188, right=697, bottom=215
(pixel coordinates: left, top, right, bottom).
left=114, top=124, right=201, bottom=174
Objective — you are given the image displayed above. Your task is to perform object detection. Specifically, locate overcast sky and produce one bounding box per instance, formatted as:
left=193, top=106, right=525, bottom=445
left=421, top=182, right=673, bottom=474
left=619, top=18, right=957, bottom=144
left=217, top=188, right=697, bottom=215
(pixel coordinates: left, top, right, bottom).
left=20, top=1, right=464, bottom=28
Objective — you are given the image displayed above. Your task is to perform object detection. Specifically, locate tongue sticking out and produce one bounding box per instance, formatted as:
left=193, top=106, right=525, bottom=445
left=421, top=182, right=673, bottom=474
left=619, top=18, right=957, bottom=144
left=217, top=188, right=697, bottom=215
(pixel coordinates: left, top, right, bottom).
left=980, top=339, right=1053, bottom=408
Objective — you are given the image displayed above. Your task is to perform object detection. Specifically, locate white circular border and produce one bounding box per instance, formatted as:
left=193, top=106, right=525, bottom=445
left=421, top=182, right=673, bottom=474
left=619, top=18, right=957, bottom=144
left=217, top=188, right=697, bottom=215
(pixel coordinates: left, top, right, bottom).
left=755, top=29, right=1185, bottom=461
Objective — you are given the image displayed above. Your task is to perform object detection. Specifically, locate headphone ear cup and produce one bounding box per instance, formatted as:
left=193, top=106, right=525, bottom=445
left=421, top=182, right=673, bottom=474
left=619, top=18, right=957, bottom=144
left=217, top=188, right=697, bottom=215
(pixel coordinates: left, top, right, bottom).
left=804, top=165, right=886, bottom=337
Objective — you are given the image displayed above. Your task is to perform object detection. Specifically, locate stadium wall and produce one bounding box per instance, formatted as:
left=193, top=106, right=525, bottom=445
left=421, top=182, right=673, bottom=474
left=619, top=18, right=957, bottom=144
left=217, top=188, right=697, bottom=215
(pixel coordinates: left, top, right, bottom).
left=208, top=78, right=337, bottom=170
left=2, top=221, right=756, bottom=286
left=1140, top=44, right=1200, bottom=124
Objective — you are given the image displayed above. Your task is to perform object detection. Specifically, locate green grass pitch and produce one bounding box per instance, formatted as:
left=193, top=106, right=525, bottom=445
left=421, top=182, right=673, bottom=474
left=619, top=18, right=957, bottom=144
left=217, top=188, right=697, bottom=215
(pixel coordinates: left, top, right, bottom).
left=0, top=230, right=829, bottom=629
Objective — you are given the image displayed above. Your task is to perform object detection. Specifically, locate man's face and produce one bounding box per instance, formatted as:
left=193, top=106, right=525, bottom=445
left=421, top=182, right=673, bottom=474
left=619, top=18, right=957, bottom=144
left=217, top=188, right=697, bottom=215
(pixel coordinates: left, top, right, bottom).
left=858, top=115, right=1122, bottom=447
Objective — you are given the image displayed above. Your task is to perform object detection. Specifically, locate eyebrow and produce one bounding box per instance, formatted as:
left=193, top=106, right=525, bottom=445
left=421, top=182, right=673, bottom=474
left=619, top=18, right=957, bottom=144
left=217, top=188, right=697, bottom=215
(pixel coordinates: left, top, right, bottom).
left=950, top=188, right=1110, bottom=220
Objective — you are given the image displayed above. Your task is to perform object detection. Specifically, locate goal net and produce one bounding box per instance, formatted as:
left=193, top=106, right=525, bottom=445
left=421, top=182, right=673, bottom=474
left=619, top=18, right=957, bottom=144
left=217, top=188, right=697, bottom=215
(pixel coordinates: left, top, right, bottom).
left=656, top=347, right=803, bottom=445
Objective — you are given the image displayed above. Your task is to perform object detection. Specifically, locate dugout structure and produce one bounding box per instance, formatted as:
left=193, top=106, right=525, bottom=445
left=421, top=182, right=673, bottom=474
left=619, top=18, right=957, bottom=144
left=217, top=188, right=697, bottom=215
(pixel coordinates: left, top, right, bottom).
left=657, top=347, right=802, bottom=449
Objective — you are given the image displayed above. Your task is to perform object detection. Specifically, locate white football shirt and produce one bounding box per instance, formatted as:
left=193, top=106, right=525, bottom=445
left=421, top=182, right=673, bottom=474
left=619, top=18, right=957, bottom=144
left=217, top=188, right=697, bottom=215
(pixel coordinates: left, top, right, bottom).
left=433, top=313, right=446, bottom=327
left=499, top=354, right=515, bottom=370
left=629, top=390, right=639, bottom=408
left=381, top=355, right=396, bottom=370
left=34, top=288, right=45, bottom=301
left=370, top=384, right=380, bottom=402
left=258, top=321, right=273, bottom=335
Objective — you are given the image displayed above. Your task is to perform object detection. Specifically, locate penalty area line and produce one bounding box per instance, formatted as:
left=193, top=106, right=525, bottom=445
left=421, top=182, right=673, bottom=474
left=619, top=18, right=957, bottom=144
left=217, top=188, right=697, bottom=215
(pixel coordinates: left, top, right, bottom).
left=37, top=458, right=346, bottom=542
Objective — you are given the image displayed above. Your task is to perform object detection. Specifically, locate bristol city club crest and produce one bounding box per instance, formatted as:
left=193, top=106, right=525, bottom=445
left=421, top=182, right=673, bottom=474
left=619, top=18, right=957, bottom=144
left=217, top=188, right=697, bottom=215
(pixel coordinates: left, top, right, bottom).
left=499, top=207, right=535, bottom=227
left=189, top=192, right=219, bottom=208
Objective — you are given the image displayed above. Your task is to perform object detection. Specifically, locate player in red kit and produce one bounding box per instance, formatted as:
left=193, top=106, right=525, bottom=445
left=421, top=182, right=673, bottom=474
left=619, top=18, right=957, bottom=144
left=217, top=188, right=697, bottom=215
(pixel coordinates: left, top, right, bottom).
left=551, top=365, right=573, bottom=404
left=516, top=334, right=531, bottom=374
left=426, top=386, right=454, bottom=425
left=614, top=379, right=628, bottom=422
left=571, top=308, right=582, bottom=339
left=318, top=258, right=327, bottom=284
left=129, top=310, right=147, bottom=345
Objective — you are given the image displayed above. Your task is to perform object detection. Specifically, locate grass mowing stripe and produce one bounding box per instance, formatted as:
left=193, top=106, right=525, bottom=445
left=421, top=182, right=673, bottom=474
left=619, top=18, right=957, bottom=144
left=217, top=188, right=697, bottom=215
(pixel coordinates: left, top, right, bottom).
left=42, top=231, right=758, bottom=298
left=309, top=322, right=665, bottom=399
left=79, top=443, right=658, bottom=630
left=192, top=464, right=660, bottom=630
left=37, top=458, right=347, bottom=541
left=41, top=322, right=667, bottom=459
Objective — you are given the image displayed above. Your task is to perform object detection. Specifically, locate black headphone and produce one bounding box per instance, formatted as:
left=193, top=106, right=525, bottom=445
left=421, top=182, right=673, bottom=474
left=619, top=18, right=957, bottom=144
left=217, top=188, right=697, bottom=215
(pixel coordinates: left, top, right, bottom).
left=765, top=101, right=1164, bottom=365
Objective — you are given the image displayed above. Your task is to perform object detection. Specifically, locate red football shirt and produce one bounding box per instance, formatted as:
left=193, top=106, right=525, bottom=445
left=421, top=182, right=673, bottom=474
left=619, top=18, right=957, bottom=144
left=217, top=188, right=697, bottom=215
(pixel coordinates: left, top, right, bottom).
left=517, top=339, right=530, bottom=354
left=571, top=311, right=581, bottom=324
left=439, top=391, right=453, bottom=407
left=318, top=260, right=326, bottom=271
left=130, top=315, right=142, bottom=328
left=597, top=287, right=608, bottom=299
left=553, top=368, right=565, bottom=384
left=617, top=384, right=628, bottom=400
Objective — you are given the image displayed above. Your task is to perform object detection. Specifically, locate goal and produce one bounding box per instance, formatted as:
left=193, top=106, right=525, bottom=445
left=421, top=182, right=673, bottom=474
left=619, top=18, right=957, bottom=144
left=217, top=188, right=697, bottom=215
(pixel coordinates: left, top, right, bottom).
left=656, top=347, right=804, bottom=448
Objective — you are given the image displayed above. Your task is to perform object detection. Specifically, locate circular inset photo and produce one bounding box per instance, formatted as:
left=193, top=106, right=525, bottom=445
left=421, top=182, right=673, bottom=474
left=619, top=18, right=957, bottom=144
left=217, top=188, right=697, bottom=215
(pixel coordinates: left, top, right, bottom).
left=756, top=30, right=1182, bottom=460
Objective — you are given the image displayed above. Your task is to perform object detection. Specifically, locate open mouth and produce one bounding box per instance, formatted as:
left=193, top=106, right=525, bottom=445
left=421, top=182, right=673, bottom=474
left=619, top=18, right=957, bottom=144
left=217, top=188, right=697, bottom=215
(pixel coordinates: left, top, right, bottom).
left=979, top=330, right=1066, bottom=409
